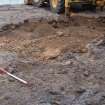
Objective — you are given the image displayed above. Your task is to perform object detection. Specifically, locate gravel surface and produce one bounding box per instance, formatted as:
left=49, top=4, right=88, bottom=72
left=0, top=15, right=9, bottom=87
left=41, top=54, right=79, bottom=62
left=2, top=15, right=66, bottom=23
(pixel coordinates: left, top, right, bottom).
left=0, top=5, right=58, bottom=29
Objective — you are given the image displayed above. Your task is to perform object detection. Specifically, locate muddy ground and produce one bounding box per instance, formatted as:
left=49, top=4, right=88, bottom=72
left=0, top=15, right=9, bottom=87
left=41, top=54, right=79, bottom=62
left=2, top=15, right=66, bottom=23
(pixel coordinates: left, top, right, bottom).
left=0, top=5, right=105, bottom=105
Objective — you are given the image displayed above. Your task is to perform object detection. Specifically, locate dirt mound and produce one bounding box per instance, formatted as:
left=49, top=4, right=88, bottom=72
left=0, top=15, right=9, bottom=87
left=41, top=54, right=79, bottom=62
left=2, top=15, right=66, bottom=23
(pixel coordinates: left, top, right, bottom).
left=0, top=16, right=104, bottom=60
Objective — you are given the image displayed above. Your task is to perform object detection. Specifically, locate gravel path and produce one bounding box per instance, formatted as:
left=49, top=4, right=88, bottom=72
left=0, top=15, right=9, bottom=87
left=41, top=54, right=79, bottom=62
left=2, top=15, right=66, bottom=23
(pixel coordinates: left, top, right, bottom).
left=0, top=5, right=58, bottom=28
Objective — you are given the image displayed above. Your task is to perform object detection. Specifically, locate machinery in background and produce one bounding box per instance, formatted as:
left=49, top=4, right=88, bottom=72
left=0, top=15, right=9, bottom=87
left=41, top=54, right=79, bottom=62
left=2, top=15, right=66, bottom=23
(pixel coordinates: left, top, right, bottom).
left=25, top=0, right=105, bottom=17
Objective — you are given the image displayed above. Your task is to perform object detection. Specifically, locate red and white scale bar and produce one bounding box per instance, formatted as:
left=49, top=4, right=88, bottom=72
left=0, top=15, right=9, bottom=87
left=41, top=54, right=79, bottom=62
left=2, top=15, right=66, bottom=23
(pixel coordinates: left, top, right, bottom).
left=0, top=68, right=28, bottom=85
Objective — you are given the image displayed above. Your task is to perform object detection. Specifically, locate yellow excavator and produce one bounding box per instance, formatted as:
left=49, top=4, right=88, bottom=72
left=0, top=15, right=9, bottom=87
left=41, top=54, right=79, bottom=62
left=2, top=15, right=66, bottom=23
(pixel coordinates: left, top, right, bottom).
left=25, top=0, right=105, bottom=17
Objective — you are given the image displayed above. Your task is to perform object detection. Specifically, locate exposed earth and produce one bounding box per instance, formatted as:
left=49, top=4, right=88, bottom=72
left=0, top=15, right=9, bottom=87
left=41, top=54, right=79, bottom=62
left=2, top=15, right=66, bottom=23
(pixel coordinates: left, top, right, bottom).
left=0, top=5, right=105, bottom=105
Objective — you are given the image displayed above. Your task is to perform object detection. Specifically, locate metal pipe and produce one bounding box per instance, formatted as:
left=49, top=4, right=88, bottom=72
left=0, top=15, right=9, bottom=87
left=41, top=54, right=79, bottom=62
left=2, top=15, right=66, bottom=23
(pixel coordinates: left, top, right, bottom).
left=0, top=68, right=28, bottom=85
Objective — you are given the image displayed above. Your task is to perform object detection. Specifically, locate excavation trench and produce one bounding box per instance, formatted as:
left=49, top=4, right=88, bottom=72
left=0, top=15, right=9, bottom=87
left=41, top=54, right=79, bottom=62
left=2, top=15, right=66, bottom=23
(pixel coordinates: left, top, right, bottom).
left=0, top=16, right=105, bottom=105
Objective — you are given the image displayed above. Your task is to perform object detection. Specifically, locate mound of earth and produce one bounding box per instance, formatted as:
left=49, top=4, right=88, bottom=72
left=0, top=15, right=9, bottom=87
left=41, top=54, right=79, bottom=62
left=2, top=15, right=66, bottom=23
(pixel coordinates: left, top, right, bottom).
left=0, top=16, right=104, bottom=60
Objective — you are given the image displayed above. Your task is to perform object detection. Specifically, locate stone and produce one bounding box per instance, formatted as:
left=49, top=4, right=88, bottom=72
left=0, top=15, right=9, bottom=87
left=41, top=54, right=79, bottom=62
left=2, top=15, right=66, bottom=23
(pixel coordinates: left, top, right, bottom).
left=56, top=31, right=64, bottom=37
left=42, top=48, right=61, bottom=60
left=83, top=71, right=89, bottom=77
